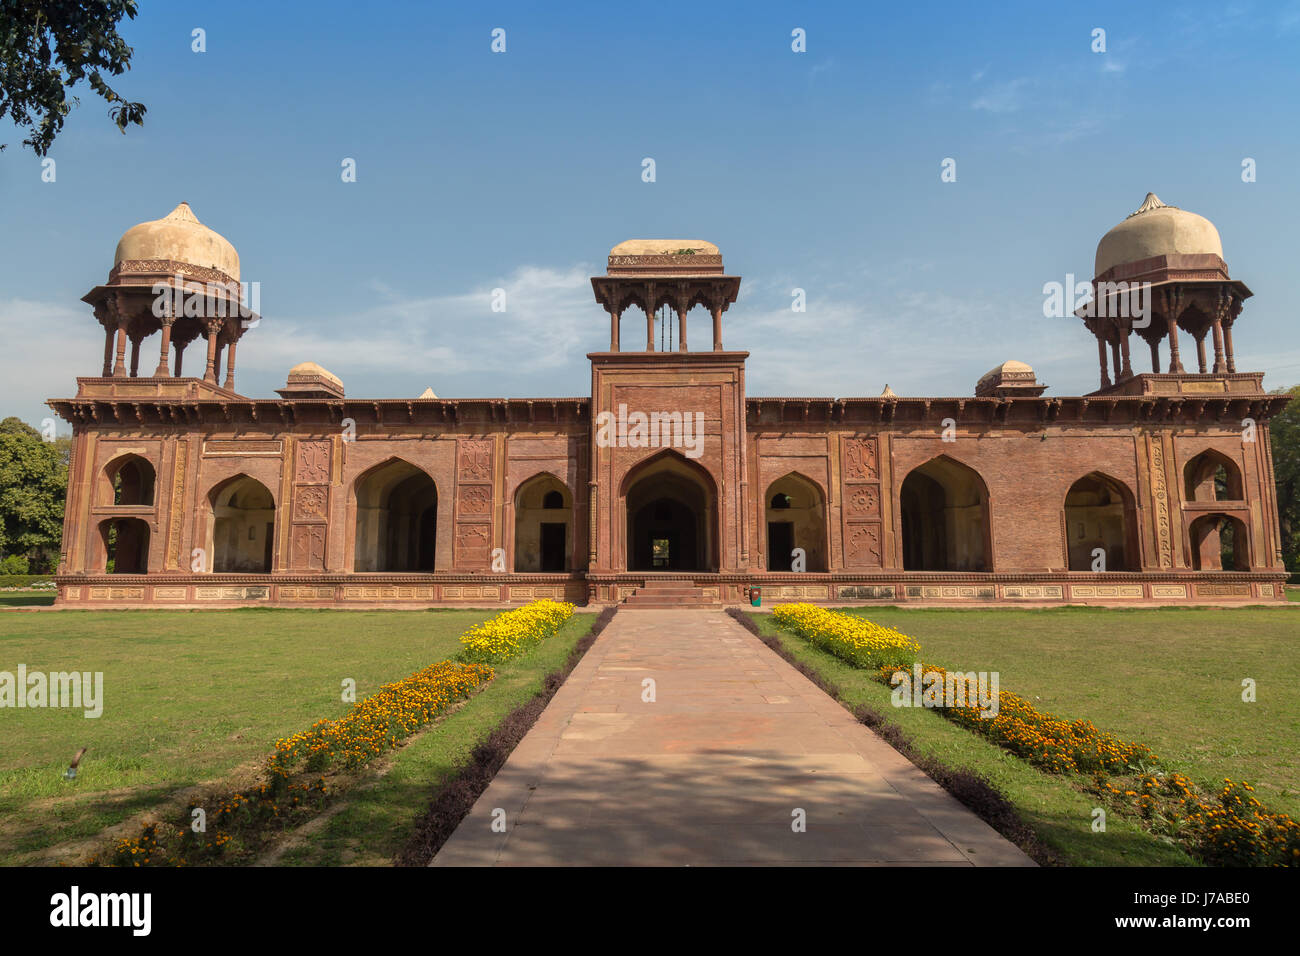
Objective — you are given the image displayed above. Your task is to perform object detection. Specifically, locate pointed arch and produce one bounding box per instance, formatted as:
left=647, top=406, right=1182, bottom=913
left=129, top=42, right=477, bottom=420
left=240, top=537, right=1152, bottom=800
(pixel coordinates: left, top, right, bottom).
left=1063, top=471, right=1138, bottom=571
left=898, top=455, right=992, bottom=571
left=764, top=471, right=828, bottom=571
left=621, top=449, right=719, bottom=571
left=204, top=473, right=276, bottom=572
left=352, top=458, right=438, bottom=572
left=514, top=471, right=573, bottom=572
left=99, top=453, right=156, bottom=507
left=1183, top=448, right=1244, bottom=502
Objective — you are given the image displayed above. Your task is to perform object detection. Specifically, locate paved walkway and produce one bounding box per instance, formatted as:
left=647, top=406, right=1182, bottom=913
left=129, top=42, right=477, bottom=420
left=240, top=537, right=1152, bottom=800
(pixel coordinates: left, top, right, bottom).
left=432, top=609, right=1035, bottom=866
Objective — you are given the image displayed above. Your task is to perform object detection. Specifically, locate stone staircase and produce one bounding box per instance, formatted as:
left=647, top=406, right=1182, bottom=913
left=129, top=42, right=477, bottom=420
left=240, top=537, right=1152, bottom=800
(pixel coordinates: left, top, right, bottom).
left=620, top=578, right=720, bottom=608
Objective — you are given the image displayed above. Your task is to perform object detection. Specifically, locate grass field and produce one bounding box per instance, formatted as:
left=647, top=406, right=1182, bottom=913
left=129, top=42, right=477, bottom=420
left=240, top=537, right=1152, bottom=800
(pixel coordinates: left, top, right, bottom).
left=753, top=604, right=1300, bottom=865
left=0, top=607, right=593, bottom=865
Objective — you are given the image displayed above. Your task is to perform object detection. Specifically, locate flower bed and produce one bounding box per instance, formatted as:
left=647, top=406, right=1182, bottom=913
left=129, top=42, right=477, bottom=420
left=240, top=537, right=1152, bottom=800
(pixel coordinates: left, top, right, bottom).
left=771, top=603, right=918, bottom=669
left=876, top=661, right=1156, bottom=775
left=1104, top=773, right=1300, bottom=867
left=269, top=660, right=494, bottom=776
left=458, top=599, right=575, bottom=663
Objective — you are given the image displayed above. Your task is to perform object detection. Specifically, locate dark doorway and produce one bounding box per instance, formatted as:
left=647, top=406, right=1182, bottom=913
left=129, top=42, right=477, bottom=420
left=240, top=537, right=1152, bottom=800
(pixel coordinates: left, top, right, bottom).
left=899, top=457, right=991, bottom=571
left=630, top=497, right=701, bottom=571
left=767, top=521, right=795, bottom=571
left=540, top=522, right=566, bottom=572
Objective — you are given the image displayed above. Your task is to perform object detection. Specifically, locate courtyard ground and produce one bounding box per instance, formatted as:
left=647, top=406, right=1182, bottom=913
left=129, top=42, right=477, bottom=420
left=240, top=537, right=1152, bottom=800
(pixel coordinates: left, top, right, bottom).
left=434, top=608, right=1034, bottom=865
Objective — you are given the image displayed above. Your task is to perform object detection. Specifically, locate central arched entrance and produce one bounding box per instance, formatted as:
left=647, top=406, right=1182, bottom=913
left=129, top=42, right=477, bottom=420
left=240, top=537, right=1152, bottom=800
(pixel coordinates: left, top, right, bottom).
left=622, top=451, right=718, bottom=572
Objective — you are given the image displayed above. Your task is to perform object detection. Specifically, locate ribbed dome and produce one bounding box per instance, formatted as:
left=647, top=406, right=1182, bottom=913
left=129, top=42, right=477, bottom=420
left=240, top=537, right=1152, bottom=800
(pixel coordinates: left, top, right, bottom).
left=114, top=202, right=240, bottom=280
left=1094, top=193, right=1222, bottom=277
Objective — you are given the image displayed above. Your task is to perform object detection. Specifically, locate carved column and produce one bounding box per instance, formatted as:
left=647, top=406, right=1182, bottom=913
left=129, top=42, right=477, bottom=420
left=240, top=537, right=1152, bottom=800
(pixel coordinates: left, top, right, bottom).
left=173, top=340, right=185, bottom=378
left=1195, top=334, right=1208, bottom=373
left=154, top=317, right=174, bottom=377
left=609, top=307, right=620, bottom=351
left=1110, top=340, right=1122, bottom=382
left=645, top=310, right=655, bottom=352
left=712, top=304, right=723, bottom=351
left=676, top=296, right=689, bottom=352
left=1118, top=325, right=1133, bottom=381
left=1097, top=333, right=1111, bottom=389
left=223, top=338, right=238, bottom=391
left=1211, top=289, right=1228, bottom=374
left=1224, top=296, right=1241, bottom=373
left=1164, top=286, right=1185, bottom=373
left=202, top=319, right=222, bottom=383
left=1148, top=339, right=1160, bottom=373
left=101, top=322, right=114, bottom=377
left=112, top=318, right=129, bottom=377
left=128, top=331, right=144, bottom=378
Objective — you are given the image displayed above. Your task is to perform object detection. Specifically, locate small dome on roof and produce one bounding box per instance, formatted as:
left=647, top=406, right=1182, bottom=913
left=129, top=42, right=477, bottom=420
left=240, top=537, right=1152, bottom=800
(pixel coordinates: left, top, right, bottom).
left=1094, top=193, right=1223, bottom=277
left=114, top=202, right=240, bottom=280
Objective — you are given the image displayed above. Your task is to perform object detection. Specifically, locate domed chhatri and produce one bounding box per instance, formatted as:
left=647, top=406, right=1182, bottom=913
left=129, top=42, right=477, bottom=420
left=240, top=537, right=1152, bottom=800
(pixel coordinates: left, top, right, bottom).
left=114, top=201, right=241, bottom=281
left=1079, top=193, right=1253, bottom=390
left=975, top=360, right=1046, bottom=398
left=276, top=361, right=344, bottom=400
left=1094, top=193, right=1223, bottom=278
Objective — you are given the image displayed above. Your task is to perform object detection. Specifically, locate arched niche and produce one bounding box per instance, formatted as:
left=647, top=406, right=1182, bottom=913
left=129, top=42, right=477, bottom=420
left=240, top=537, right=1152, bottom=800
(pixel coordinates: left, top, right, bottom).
left=764, top=473, right=827, bottom=571
left=622, top=451, right=718, bottom=571
left=207, top=474, right=276, bottom=572
left=1063, top=472, right=1138, bottom=571
left=514, top=473, right=572, bottom=572
left=899, top=456, right=991, bottom=571
left=353, top=459, right=438, bottom=572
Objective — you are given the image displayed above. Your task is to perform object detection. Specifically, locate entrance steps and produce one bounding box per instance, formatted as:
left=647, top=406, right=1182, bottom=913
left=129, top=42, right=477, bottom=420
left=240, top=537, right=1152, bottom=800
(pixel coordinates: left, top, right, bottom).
left=621, top=578, right=719, bottom=608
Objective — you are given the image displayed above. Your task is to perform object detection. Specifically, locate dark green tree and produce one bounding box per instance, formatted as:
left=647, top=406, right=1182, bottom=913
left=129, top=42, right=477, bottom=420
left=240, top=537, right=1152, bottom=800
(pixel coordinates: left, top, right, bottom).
left=0, top=0, right=146, bottom=155
left=1268, top=385, right=1300, bottom=573
left=0, top=417, right=68, bottom=572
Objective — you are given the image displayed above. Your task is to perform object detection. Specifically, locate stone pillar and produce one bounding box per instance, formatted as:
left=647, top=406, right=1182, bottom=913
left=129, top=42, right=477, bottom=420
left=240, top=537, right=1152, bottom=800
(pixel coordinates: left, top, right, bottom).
left=154, top=318, right=174, bottom=377
left=1211, top=318, right=1227, bottom=373
left=112, top=320, right=129, bottom=377
left=609, top=308, right=620, bottom=351
left=645, top=309, right=655, bottom=352
left=223, top=339, right=237, bottom=391
left=1118, top=327, right=1133, bottom=381
left=677, top=303, right=688, bottom=352
left=203, top=319, right=221, bottom=383
left=1148, top=339, right=1160, bottom=373
left=1195, top=334, right=1208, bottom=373
left=1223, top=323, right=1237, bottom=373
left=128, top=332, right=144, bottom=378
left=1164, top=286, right=1185, bottom=373
left=101, top=324, right=114, bottom=377
left=1097, top=335, right=1111, bottom=389
left=712, top=305, right=723, bottom=351
left=173, top=340, right=185, bottom=378
left=1110, top=340, right=1121, bottom=381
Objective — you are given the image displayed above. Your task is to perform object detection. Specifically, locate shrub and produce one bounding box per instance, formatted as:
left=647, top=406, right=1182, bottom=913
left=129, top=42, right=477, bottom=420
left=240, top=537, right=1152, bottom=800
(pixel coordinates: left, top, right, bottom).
left=0, top=554, right=30, bottom=575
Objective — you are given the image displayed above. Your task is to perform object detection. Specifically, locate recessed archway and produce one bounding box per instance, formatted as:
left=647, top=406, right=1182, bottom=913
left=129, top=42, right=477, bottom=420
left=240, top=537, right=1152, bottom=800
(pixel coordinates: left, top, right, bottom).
left=514, top=473, right=572, bottom=572
left=101, top=454, right=155, bottom=506
left=1189, top=513, right=1251, bottom=571
left=1184, top=449, right=1244, bottom=502
left=98, top=517, right=150, bottom=573
left=899, top=456, right=991, bottom=571
left=353, top=459, right=438, bottom=572
left=207, top=475, right=276, bottom=572
left=765, top=473, right=827, bottom=571
left=1063, top=472, right=1138, bottom=571
left=622, top=451, right=718, bottom=571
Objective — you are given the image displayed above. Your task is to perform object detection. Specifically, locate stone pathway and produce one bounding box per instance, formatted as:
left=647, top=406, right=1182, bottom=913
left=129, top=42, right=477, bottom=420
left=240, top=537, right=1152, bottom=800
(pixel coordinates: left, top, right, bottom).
left=432, top=609, right=1035, bottom=866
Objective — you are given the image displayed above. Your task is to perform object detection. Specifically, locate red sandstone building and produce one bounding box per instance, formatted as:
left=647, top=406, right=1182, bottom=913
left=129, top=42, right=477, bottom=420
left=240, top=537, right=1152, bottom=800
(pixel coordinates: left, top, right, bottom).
left=48, top=196, right=1290, bottom=608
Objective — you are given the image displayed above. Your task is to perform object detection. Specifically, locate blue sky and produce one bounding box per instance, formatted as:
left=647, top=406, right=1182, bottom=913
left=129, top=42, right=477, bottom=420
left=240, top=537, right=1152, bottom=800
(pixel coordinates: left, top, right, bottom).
left=3, top=0, right=1299, bottom=429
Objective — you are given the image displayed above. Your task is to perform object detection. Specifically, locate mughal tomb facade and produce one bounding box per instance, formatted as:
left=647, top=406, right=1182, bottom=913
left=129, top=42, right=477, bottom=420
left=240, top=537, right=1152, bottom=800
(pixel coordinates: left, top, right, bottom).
left=48, top=196, right=1291, bottom=607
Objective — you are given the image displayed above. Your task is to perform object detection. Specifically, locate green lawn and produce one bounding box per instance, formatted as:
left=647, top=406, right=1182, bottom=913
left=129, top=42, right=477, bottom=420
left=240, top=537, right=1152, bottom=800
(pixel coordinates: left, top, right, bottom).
left=753, top=604, right=1300, bottom=865
left=0, top=607, right=593, bottom=865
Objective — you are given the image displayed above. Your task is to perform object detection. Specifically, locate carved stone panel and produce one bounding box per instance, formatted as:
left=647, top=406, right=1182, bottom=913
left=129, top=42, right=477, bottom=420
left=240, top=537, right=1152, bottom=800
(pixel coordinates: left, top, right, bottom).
left=844, top=438, right=879, bottom=481
left=458, top=484, right=492, bottom=516
left=845, top=484, right=880, bottom=519
left=295, top=440, right=332, bottom=484
left=291, top=524, right=326, bottom=571
left=459, top=440, right=494, bottom=482
left=844, top=522, right=882, bottom=568
left=293, top=485, right=328, bottom=521
left=454, top=523, right=491, bottom=566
